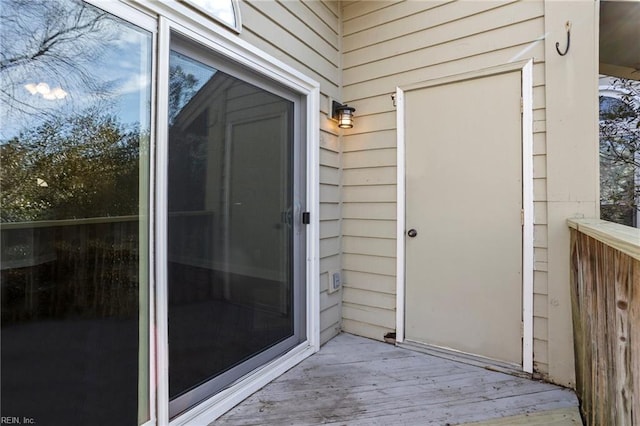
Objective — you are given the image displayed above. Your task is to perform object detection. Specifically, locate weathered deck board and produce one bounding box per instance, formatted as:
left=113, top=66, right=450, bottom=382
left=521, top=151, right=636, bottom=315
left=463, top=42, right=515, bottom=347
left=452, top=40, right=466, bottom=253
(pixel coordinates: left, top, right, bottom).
left=215, top=333, right=579, bottom=425
left=464, top=407, right=582, bottom=425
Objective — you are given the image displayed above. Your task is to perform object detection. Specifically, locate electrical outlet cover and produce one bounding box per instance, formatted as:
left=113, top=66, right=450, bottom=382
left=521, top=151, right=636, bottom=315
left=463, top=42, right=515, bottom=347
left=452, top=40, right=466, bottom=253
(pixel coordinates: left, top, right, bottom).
left=328, top=270, right=341, bottom=293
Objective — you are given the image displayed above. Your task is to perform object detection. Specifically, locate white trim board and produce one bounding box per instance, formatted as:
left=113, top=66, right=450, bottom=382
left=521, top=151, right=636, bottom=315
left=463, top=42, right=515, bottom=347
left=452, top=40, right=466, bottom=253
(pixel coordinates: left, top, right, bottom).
left=521, top=60, right=534, bottom=375
left=155, top=16, right=172, bottom=426
left=396, top=59, right=534, bottom=374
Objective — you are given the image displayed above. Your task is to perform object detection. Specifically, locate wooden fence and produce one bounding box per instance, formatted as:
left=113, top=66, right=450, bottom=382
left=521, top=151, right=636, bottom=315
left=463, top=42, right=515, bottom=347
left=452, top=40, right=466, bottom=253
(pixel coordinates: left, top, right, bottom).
left=569, top=219, right=640, bottom=426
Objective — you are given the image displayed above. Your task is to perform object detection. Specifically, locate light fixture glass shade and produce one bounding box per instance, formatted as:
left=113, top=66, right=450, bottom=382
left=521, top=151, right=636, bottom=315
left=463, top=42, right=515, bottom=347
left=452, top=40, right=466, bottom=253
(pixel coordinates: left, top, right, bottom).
left=332, top=101, right=355, bottom=129
left=338, top=107, right=354, bottom=129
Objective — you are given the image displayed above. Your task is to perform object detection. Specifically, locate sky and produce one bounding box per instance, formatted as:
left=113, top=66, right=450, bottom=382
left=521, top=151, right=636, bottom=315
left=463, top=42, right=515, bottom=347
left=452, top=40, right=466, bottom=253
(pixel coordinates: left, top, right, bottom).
left=0, top=0, right=152, bottom=141
left=0, top=0, right=237, bottom=141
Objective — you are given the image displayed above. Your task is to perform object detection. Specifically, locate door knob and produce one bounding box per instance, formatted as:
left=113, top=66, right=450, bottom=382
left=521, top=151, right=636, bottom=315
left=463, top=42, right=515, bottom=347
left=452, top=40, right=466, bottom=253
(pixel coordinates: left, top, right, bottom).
left=407, top=229, right=417, bottom=238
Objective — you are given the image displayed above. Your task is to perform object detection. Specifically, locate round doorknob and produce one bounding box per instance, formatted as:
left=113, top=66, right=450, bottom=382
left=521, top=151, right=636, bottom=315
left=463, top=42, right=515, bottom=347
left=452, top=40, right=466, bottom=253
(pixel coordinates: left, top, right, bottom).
left=407, top=229, right=417, bottom=238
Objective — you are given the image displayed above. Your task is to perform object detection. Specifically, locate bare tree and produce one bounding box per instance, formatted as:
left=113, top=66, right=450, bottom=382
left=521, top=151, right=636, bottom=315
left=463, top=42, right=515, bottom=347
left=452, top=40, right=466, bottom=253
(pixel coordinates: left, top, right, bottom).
left=0, top=0, right=117, bottom=128
left=599, top=77, right=640, bottom=226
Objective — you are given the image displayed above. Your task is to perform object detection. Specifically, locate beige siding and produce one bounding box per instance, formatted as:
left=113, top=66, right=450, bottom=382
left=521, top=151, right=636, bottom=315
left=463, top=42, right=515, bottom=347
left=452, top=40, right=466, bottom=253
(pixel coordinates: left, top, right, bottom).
left=239, top=0, right=342, bottom=344
left=341, top=0, right=552, bottom=378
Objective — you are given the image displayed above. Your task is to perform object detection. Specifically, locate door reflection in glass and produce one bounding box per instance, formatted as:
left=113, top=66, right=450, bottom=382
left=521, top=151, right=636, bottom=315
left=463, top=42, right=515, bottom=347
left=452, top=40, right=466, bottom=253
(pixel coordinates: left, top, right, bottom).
left=168, top=49, right=297, bottom=412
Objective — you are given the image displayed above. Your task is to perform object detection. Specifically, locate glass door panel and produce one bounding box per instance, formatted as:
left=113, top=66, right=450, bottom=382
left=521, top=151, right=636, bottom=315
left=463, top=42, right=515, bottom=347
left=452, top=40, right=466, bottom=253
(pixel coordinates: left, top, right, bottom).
left=0, top=1, right=152, bottom=424
left=167, top=36, right=305, bottom=416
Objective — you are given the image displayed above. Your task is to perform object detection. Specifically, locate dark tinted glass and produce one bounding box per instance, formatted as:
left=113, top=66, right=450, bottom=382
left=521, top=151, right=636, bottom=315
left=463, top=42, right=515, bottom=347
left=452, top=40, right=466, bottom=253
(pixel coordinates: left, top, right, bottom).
left=0, top=1, right=151, bottom=424
left=167, top=50, right=295, bottom=408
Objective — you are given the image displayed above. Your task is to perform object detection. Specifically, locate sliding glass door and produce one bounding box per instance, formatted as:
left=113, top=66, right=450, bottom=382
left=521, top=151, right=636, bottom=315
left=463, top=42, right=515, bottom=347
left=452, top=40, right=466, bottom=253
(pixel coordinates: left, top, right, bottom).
left=2, top=2, right=312, bottom=422
left=166, top=34, right=306, bottom=417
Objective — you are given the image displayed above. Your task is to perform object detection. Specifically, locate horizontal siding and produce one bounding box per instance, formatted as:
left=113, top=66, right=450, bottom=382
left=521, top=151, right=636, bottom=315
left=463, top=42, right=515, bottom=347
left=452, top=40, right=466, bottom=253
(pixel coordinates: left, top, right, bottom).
left=341, top=0, right=550, bottom=378
left=534, top=270, right=549, bottom=294
left=534, top=338, right=549, bottom=375
left=248, top=1, right=339, bottom=66
left=240, top=0, right=342, bottom=344
left=342, top=184, right=396, bottom=202
left=343, top=166, right=396, bottom=185
left=240, top=1, right=340, bottom=99
left=342, top=303, right=395, bottom=330
left=342, top=203, right=395, bottom=220
left=319, top=220, right=340, bottom=239
left=343, top=287, right=395, bottom=310
left=320, top=237, right=340, bottom=257
left=320, top=203, right=340, bottom=221
left=341, top=318, right=394, bottom=341
left=320, top=165, right=340, bottom=185
left=320, top=148, right=340, bottom=168
left=342, top=219, right=396, bottom=239
left=320, top=254, right=340, bottom=274
left=343, top=1, right=437, bottom=34
left=343, top=236, right=395, bottom=258
left=344, top=2, right=539, bottom=65
left=319, top=0, right=340, bottom=20
left=343, top=253, right=395, bottom=277
left=344, top=1, right=499, bottom=49
left=343, top=23, right=545, bottom=85
left=320, top=184, right=340, bottom=202
left=343, top=270, right=396, bottom=294
left=343, top=130, right=396, bottom=152
left=344, top=45, right=545, bottom=100
left=277, top=1, right=339, bottom=50
left=343, top=148, right=396, bottom=168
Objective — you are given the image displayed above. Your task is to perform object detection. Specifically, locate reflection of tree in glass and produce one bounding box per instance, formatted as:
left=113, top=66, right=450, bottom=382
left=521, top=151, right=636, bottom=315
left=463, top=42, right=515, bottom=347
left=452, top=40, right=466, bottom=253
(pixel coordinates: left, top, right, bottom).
left=169, top=65, right=199, bottom=124
left=0, top=0, right=117, bottom=125
left=600, top=78, right=640, bottom=227
left=0, top=0, right=154, bottom=223
left=1, top=109, right=144, bottom=222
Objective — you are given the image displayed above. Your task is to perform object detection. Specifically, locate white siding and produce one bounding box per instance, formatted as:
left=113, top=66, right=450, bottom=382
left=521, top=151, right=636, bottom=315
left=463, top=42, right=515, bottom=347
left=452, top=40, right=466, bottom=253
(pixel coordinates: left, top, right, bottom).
left=239, top=0, right=342, bottom=344
left=341, top=0, right=551, bottom=378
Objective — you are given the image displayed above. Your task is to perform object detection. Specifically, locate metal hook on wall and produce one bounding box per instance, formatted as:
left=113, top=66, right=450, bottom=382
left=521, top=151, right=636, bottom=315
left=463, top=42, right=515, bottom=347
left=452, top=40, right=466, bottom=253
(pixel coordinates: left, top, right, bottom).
left=555, top=21, right=571, bottom=56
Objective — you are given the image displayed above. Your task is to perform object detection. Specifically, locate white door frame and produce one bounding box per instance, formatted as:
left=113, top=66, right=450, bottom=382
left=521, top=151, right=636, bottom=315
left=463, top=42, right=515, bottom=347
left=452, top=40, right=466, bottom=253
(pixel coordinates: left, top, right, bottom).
left=145, top=4, right=321, bottom=424
left=395, top=60, right=534, bottom=374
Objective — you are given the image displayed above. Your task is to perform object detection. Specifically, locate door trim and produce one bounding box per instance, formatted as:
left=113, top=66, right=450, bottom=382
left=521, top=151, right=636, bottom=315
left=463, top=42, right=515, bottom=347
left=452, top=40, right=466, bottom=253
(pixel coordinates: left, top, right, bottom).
left=395, top=60, right=534, bottom=373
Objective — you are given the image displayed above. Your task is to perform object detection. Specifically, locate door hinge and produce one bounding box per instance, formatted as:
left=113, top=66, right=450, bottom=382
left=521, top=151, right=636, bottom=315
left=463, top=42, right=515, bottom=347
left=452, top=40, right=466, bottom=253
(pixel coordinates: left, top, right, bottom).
left=302, top=211, right=310, bottom=225
left=521, top=321, right=525, bottom=338
left=520, top=209, right=525, bottom=226
left=520, top=96, right=523, bottom=114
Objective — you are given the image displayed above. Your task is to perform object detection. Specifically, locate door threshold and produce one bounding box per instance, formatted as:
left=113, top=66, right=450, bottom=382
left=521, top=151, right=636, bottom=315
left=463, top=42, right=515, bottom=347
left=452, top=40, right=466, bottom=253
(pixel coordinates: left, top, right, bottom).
left=398, top=340, right=531, bottom=379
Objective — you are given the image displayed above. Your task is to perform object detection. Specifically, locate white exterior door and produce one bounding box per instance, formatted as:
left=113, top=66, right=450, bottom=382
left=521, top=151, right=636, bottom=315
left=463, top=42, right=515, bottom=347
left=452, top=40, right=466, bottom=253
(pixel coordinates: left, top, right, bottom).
left=403, top=69, right=525, bottom=366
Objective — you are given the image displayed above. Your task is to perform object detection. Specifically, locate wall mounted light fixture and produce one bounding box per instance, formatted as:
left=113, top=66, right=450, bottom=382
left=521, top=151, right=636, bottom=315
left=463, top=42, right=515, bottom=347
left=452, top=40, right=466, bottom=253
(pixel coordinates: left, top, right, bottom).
left=331, top=101, right=356, bottom=129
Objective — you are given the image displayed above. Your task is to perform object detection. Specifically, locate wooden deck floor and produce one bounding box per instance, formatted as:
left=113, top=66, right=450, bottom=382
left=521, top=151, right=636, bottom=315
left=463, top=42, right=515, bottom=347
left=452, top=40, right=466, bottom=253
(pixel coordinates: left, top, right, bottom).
left=216, top=333, right=581, bottom=425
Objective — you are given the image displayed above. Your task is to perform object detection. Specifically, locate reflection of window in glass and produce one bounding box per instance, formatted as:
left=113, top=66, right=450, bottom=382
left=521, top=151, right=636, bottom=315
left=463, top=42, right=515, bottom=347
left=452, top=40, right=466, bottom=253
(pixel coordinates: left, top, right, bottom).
left=599, top=76, right=640, bottom=228
left=182, top=0, right=240, bottom=30
left=0, top=0, right=152, bottom=424
left=166, top=43, right=301, bottom=416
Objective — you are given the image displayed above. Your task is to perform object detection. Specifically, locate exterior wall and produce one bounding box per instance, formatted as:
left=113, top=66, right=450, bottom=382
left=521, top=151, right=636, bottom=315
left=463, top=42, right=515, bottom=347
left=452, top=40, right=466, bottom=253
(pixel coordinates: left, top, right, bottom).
left=237, top=0, right=343, bottom=344
left=543, top=1, right=599, bottom=387
left=339, top=0, right=597, bottom=386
